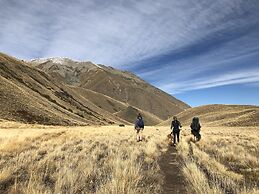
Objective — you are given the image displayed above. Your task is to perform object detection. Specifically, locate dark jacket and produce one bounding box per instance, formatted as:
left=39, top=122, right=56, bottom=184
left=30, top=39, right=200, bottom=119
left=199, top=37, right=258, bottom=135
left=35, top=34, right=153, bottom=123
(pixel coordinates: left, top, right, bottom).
left=171, top=120, right=182, bottom=132
left=135, top=118, right=144, bottom=129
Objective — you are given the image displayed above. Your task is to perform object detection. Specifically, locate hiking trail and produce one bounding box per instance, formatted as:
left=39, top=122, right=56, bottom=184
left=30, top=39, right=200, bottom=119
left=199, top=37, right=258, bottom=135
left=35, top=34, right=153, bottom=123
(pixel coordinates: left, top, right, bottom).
left=159, top=146, right=188, bottom=194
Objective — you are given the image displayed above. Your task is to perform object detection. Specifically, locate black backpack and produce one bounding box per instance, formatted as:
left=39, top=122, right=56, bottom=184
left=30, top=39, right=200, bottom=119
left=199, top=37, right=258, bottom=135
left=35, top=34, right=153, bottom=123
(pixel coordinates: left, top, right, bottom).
left=191, top=117, right=200, bottom=131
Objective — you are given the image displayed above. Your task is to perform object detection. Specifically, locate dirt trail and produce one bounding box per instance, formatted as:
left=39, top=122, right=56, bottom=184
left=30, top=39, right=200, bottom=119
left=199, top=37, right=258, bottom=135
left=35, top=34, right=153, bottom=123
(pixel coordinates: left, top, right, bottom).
left=159, top=146, right=188, bottom=194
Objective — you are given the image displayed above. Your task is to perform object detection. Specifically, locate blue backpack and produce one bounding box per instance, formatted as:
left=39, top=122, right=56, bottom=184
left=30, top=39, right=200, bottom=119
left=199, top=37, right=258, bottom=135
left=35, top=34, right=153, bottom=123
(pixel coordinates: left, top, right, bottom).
left=137, top=119, right=144, bottom=128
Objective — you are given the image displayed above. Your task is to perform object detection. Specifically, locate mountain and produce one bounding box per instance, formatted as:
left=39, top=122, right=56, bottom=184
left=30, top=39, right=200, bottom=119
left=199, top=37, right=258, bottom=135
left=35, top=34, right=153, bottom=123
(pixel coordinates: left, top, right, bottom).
left=159, top=104, right=259, bottom=127
left=114, top=106, right=162, bottom=125
left=64, top=86, right=163, bottom=125
left=29, top=57, right=190, bottom=121
left=0, top=53, right=127, bottom=125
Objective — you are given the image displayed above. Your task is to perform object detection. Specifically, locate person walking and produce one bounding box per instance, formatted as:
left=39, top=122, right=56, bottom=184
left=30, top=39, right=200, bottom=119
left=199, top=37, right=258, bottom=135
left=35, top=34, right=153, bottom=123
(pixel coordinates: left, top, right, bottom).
left=190, top=117, right=201, bottom=141
left=171, top=116, right=182, bottom=146
left=135, top=113, right=144, bottom=142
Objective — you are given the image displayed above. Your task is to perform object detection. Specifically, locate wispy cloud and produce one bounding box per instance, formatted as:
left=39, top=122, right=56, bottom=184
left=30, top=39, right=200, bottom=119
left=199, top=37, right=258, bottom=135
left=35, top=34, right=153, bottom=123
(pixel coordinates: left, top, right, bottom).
left=160, top=68, right=259, bottom=94
left=1, top=0, right=258, bottom=63
left=0, top=0, right=259, bottom=97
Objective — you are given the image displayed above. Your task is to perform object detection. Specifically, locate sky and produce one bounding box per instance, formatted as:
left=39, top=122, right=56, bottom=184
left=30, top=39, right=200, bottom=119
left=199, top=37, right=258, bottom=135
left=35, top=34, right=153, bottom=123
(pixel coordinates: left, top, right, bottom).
left=0, top=0, right=259, bottom=107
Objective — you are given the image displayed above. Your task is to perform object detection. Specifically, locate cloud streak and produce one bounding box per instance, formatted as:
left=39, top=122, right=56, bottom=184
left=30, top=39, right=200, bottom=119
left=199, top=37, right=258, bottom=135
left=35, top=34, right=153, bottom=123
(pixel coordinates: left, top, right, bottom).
left=0, top=0, right=259, bottom=98
left=160, top=68, right=259, bottom=94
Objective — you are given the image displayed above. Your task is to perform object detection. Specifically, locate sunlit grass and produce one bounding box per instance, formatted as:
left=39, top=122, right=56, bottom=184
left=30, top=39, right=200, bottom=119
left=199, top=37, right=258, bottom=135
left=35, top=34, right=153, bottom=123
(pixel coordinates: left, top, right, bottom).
left=178, top=127, right=259, bottom=194
left=0, top=121, right=168, bottom=194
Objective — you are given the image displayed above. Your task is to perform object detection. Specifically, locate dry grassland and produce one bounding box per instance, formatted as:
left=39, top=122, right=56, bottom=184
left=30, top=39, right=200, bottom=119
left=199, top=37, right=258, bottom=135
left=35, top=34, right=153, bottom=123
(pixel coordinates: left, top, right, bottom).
left=0, top=120, right=168, bottom=194
left=1, top=119, right=258, bottom=194
left=178, top=126, right=259, bottom=194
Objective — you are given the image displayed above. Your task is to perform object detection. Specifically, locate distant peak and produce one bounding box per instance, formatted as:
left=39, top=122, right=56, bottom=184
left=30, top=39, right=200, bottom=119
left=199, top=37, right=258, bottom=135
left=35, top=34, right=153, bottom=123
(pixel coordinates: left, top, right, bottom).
left=29, top=57, right=104, bottom=69
left=49, top=57, right=72, bottom=64
left=30, top=57, right=77, bottom=64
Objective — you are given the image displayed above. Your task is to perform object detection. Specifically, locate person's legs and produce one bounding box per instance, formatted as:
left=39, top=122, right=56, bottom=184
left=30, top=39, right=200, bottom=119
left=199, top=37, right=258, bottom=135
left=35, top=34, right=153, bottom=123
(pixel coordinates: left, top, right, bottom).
left=197, top=132, right=201, bottom=141
left=192, top=130, right=197, bottom=141
left=173, top=132, right=176, bottom=144
left=136, top=129, right=140, bottom=141
left=139, top=129, right=143, bottom=141
left=177, top=131, right=180, bottom=143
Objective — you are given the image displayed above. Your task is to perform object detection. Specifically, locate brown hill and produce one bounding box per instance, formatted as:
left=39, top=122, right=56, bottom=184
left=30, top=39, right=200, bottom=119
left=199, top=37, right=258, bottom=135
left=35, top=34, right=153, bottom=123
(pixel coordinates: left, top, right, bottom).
left=30, top=58, right=190, bottom=120
left=114, top=106, right=162, bottom=126
left=0, top=53, right=127, bottom=125
left=68, top=86, right=128, bottom=114
left=159, top=104, right=259, bottom=127
left=67, top=86, right=162, bottom=125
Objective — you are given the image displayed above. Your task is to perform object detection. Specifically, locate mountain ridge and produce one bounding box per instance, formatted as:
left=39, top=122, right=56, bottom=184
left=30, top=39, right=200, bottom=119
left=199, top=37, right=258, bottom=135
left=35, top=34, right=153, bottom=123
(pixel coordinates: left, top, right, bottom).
left=29, top=56, right=190, bottom=121
left=0, top=53, right=128, bottom=125
left=159, top=104, right=259, bottom=127
left=1, top=53, right=190, bottom=125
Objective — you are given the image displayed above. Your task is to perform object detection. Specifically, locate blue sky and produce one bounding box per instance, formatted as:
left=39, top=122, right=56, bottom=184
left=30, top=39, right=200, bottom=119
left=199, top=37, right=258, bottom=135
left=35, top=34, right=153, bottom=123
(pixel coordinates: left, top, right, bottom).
left=0, top=0, right=259, bottom=106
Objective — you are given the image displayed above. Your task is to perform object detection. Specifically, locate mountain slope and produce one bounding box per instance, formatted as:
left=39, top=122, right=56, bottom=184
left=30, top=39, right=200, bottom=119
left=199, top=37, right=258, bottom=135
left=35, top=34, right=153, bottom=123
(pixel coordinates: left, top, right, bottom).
left=159, top=104, right=259, bottom=127
left=114, top=106, right=162, bottom=126
left=30, top=58, right=190, bottom=120
left=0, top=53, right=127, bottom=125
left=66, top=86, right=163, bottom=125
left=68, top=86, right=128, bottom=114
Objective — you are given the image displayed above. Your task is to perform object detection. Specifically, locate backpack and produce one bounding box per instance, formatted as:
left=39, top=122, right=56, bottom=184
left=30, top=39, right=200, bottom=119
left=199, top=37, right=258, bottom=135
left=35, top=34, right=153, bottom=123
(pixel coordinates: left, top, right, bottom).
left=137, top=119, right=144, bottom=128
left=191, top=117, right=200, bottom=131
left=172, top=120, right=181, bottom=132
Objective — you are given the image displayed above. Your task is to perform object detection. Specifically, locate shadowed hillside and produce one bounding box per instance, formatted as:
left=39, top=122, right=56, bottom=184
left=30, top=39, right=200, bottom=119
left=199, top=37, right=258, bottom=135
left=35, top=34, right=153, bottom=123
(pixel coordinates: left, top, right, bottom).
left=68, top=86, right=128, bottom=114
left=67, top=87, right=162, bottom=125
left=114, top=106, right=162, bottom=125
left=30, top=58, right=190, bottom=120
left=0, top=53, right=127, bottom=125
left=159, top=104, right=259, bottom=127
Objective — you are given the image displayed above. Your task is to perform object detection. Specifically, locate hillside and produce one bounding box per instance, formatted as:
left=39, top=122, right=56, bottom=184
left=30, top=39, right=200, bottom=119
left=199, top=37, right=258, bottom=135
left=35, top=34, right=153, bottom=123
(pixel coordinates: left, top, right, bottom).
left=30, top=58, right=190, bottom=120
left=66, top=86, right=163, bottom=125
left=114, top=106, right=163, bottom=125
left=159, top=104, right=259, bottom=127
left=67, top=86, right=128, bottom=114
left=0, top=53, right=127, bottom=125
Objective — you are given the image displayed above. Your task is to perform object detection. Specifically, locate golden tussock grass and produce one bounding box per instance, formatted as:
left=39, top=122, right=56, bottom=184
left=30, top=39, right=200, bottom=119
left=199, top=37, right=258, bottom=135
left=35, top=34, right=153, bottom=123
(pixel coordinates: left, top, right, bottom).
left=178, top=127, right=259, bottom=194
left=0, top=121, right=169, bottom=194
left=1, top=120, right=259, bottom=194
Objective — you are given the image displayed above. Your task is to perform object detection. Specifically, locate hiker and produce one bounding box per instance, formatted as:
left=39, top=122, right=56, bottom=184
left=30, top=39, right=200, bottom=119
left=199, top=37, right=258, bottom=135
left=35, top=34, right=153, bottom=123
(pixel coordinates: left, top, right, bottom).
left=135, top=113, right=144, bottom=142
left=171, top=116, right=182, bottom=146
left=190, top=117, right=201, bottom=141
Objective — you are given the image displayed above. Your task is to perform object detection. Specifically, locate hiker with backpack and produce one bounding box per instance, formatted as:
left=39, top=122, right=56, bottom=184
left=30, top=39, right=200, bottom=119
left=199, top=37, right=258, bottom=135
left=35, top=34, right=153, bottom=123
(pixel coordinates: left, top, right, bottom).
left=135, top=113, right=144, bottom=142
left=190, top=117, right=201, bottom=141
left=171, top=116, right=182, bottom=146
